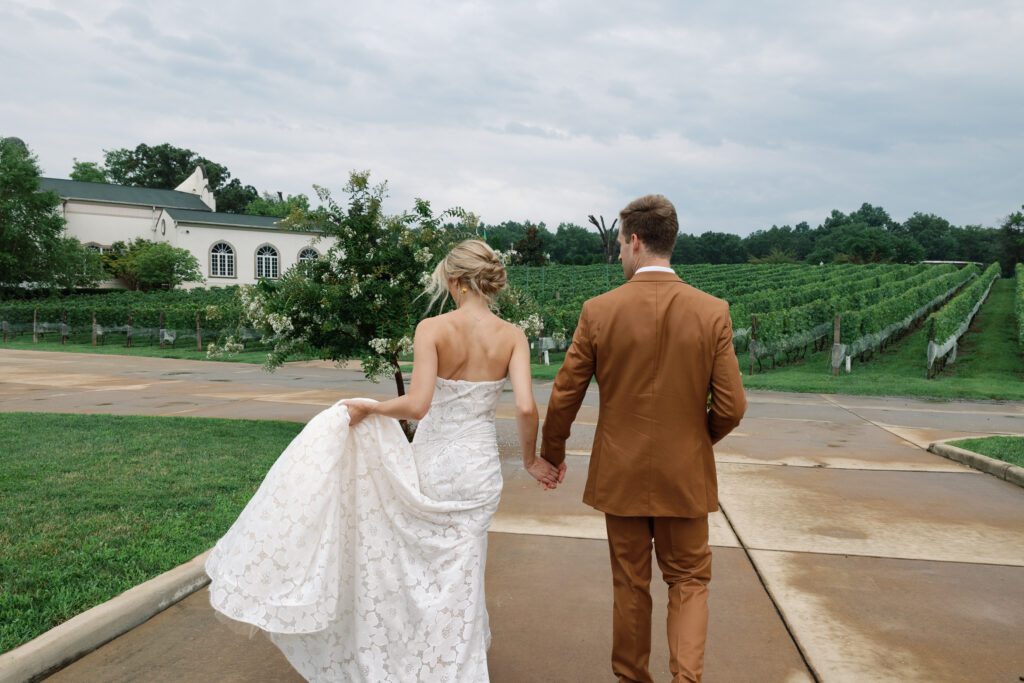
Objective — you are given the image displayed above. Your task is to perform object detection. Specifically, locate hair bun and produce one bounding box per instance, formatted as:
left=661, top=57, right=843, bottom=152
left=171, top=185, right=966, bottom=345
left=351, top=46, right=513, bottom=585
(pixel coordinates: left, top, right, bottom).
left=421, top=239, right=507, bottom=310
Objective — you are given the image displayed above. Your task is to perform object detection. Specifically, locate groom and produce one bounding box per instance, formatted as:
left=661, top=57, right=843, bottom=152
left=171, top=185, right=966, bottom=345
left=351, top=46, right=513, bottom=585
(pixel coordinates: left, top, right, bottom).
left=540, top=194, right=747, bottom=683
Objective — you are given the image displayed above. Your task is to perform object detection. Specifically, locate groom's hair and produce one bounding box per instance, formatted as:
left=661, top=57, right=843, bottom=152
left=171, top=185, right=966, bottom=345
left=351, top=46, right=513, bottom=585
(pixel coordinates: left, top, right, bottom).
left=619, top=194, right=678, bottom=257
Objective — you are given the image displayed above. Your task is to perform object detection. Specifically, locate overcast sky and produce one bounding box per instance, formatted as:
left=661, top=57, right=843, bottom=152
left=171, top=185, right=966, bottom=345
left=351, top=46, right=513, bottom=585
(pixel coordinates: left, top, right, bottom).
left=2, top=1, right=1022, bottom=235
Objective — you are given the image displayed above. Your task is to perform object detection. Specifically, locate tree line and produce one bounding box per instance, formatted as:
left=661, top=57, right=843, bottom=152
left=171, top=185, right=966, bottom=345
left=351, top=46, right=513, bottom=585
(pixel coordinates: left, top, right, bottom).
left=479, top=202, right=1021, bottom=276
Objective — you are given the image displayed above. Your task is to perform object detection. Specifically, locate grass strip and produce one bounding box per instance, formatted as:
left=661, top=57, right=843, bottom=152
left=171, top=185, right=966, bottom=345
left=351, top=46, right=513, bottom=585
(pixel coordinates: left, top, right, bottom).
left=949, top=436, right=1024, bottom=468
left=0, top=412, right=303, bottom=653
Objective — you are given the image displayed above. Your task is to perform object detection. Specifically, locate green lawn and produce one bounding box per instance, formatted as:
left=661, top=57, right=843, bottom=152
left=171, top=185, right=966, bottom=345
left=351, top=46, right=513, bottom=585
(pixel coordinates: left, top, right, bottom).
left=0, top=412, right=303, bottom=653
left=743, top=278, right=1024, bottom=401
left=0, top=335, right=323, bottom=366
left=949, top=436, right=1024, bottom=468
left=0, top=335, right=316, bottom=364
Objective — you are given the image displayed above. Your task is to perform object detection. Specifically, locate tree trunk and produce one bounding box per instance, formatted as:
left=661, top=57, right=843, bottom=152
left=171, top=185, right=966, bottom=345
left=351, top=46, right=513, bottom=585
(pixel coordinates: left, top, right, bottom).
left=392, top=357, right=414, bottom=441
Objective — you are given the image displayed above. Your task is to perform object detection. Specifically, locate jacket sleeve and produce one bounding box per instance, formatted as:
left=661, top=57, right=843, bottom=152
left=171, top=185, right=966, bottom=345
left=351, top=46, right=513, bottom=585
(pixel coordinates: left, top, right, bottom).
left=540, top=301, right=596, bottom=466
left=707, top=304, right=747, bottom=444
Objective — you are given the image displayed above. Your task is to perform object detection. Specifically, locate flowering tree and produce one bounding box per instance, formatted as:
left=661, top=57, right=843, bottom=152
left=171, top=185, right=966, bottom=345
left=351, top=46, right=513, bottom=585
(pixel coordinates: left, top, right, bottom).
left=217, top=172, right=472, bottom=401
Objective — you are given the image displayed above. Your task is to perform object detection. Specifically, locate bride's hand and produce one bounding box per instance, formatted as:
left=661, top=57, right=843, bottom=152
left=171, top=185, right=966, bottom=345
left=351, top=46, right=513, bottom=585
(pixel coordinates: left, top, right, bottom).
left=525, top=456, right=560, bottom=490
left=341, top=400, right=373, bottom=426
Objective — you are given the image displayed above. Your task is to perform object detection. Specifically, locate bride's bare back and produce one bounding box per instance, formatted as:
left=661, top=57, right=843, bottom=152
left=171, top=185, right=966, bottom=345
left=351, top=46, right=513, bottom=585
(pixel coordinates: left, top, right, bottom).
left=431, top=309, right=520, bottom=381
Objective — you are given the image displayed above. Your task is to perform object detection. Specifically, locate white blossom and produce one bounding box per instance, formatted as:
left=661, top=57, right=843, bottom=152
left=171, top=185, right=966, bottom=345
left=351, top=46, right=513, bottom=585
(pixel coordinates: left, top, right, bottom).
left=515, top=313, right=544, bottom=338
left=494, top=248, right=518, bottom=266
left=266, top=313, right=294, bottom=335
left=414, top=247, right=432, bottom=264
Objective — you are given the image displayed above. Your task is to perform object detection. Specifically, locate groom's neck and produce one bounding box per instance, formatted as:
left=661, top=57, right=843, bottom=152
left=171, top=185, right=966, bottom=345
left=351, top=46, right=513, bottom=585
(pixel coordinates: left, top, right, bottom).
left=634, top=254, right=672, bottom=270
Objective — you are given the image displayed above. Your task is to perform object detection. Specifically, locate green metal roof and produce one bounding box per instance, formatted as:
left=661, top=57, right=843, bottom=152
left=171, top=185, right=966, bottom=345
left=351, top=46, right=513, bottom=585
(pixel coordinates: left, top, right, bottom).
left=165, top=208, right=290, bottom=230
left=40, top=177, right=212, bottom=211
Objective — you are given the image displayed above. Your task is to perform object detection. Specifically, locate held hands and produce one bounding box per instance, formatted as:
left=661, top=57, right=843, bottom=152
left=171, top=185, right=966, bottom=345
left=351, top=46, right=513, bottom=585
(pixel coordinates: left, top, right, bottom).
left=525, top=455, right=567, bottom=491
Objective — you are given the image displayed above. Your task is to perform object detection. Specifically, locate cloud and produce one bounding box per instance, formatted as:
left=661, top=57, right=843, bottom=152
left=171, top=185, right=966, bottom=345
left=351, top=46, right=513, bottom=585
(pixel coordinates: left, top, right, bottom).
left=1, top=0, right=1022, bottom=234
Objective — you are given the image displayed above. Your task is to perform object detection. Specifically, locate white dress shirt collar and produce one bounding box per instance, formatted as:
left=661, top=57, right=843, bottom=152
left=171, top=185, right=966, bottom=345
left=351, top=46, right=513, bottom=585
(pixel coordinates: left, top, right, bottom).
left=634, top=265, right=676, bottom=274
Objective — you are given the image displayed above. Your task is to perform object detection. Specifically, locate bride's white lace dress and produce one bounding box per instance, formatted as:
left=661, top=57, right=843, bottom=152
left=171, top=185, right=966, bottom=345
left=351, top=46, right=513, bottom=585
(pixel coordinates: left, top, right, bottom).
left=204, top=376, right=507, bottom=682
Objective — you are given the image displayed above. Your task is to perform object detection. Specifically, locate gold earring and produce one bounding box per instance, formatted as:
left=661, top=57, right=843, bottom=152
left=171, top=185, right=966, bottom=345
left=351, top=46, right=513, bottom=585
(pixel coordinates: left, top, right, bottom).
left=461, top=286, right=468, bottom=293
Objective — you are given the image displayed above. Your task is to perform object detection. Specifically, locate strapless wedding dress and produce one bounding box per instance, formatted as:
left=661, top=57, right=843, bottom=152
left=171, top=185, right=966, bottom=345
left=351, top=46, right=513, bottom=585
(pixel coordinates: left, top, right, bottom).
left=204, top=376, right=507, bottom=682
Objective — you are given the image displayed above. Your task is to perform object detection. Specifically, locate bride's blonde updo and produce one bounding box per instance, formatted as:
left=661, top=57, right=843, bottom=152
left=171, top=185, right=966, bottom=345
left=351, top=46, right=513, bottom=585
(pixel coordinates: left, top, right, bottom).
left=423, top=239, right=507, bottom=312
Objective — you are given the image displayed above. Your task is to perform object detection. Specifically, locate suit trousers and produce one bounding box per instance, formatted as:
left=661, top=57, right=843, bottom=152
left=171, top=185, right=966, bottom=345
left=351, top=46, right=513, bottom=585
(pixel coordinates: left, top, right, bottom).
left=604, top=513, right=712, bottom=683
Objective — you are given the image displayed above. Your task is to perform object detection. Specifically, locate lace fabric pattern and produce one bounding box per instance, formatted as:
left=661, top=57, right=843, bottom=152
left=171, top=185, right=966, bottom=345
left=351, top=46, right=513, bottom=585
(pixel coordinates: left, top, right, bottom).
left=205, top=377, right=506, bottom=682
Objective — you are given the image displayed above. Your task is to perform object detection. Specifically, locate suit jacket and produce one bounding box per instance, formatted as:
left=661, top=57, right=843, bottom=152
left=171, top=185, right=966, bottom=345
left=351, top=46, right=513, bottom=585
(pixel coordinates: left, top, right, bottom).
left=540, top=270, right=747, bottom=517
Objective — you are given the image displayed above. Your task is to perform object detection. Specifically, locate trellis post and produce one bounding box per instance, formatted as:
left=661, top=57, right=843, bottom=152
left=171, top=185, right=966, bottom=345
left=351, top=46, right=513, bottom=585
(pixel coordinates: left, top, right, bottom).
left=832, top=314, right=841, bottom=376
left=748, top=315, right=758, bottom=375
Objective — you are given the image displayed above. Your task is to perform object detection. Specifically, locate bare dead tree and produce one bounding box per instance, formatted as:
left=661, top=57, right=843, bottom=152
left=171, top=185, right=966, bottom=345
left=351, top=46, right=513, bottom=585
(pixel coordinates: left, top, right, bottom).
left=588, top=214, right=619, bottom=264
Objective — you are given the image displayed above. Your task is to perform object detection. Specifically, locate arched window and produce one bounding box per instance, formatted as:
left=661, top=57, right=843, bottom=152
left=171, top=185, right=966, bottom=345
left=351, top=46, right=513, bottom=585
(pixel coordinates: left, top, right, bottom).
left=298, top=247, right=320, bottom=263
left=210, top=242, right=235, bottom=277
left=256, top=244, right=280, bottom=279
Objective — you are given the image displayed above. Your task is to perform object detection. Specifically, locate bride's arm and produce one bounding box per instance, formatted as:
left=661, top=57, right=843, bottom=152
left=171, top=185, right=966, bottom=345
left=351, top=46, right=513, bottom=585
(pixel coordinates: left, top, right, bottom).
left=344, top=319, right=438, bottom=424
left=508, top=328, right=560, bottom=489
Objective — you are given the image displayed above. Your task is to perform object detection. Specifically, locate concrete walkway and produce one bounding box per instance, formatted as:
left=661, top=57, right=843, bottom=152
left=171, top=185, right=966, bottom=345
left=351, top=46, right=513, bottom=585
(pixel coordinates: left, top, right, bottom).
left=2, top=348, right=1023, bottom=682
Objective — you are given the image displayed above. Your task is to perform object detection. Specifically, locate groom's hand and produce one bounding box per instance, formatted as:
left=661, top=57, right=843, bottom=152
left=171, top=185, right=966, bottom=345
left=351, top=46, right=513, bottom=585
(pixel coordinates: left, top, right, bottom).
left=525, top=456, right=560, bottom=490
left=557, top=461, right=567, bottom=484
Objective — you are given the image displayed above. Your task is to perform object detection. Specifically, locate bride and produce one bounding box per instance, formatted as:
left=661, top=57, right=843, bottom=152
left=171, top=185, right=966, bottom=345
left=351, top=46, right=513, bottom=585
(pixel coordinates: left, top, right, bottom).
left=204, top=239, right=564, bottom=682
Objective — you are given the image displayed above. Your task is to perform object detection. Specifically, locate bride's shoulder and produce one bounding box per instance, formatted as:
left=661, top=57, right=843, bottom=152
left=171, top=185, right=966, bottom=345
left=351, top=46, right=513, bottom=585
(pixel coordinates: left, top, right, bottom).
left=417, top=312, right=454, bottom=329
left=496, top=318, right=526, bottom=341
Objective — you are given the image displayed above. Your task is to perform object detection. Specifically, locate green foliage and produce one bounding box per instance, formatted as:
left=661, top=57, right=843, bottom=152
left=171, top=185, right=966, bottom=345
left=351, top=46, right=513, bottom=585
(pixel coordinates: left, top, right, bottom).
left=0, top=137, right=102, bottom=290
left=480, top=220, right=532, bottom=251
left=506, top=262, right=988, bottom=369
left=244, top=192, right=312, bottom=218
left=104, top=143, right=225, bottom=190
left=748, top=248, right=797, bottom=264
left=69, top=158, right=108, bottom=183
left=225, top=171, right=472, bottom=384
left=999, top=205, right=1024, bottom=277
left=547, top=223, right=603, bottom=265
left=926, top=262, right=1000, bottom=343
left=838, top=265, right=973, bottom=345
left=744, top=279, right=1024, bottom=400
left=478, top=203, right=1003, bottom=268
left=0, top=286, right=243, bottom=333
left=692, top=231, right=747, bottom=264
left=214, top=178, right=260, bottom=213
left=902, top=213, right=957, bottom=259
left=1016, top=263, right=1023, bottom=350
left=101, top=239, right=203, bottom=291
left=513, top=225, right=548, bottom=266
left=101, top=143, right=256, bottom=213
left=47, top=237, right=107, bottom=289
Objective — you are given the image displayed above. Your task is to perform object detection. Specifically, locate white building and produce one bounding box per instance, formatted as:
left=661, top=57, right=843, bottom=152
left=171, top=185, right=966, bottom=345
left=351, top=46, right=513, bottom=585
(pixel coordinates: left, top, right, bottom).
left=40, top=167, right=333, bottom=289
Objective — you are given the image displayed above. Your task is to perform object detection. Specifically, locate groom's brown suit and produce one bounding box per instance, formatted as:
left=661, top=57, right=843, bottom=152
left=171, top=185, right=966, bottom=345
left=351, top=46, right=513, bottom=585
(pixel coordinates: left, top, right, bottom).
left=541, top=269, right=746, bottom=683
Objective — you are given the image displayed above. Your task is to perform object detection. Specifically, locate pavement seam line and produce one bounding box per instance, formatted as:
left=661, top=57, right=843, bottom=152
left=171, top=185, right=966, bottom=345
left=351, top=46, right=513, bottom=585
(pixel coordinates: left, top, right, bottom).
left=819, top=394, right=932, bottom=453
left=717, top=460, right=979, bottom=474
left=716, top=502, right=822, bottom=683
left=737, top=546, right=1021, bottom=568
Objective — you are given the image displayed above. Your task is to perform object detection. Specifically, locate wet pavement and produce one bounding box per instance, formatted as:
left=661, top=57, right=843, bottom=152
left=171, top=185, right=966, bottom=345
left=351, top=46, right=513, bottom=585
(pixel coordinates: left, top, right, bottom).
left=3, top=348, right=1023, bottom=682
